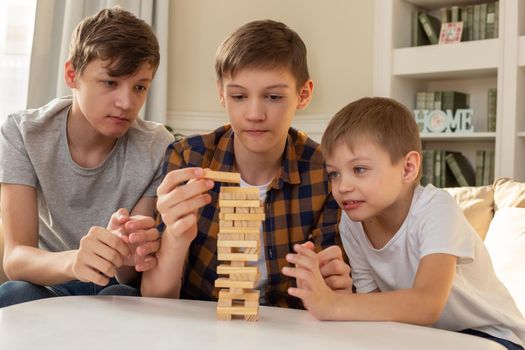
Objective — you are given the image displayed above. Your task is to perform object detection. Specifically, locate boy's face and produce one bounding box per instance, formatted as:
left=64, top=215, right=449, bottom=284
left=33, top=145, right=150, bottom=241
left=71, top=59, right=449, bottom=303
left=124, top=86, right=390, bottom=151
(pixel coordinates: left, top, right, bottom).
left=218, top=67, right=312, bottom=157
left=65, top=58, right=154, bottom=138
left=325, top=141, right=408, bottom=223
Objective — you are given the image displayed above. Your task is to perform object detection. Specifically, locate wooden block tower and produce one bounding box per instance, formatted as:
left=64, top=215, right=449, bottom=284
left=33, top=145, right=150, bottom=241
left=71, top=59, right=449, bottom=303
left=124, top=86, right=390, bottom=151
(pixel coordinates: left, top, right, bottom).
left=204, top=170, right=265, bottom=321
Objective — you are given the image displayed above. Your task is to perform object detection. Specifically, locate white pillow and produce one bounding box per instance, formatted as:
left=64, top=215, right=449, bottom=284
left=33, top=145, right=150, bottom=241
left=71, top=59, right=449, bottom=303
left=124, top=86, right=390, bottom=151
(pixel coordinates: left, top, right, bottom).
left=484, top=207, right=525, bottom=316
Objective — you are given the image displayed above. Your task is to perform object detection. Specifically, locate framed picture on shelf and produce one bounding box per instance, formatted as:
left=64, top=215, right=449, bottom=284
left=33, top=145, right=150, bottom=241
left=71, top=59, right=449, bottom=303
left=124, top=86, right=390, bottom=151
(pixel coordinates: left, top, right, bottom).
left=439, top=22, right=463, bottom=44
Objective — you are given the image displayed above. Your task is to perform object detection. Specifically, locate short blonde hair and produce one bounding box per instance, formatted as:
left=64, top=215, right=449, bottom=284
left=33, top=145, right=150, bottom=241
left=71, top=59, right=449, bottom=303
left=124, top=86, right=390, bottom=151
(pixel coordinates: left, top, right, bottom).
left=321, top=97, right=422, bottom=179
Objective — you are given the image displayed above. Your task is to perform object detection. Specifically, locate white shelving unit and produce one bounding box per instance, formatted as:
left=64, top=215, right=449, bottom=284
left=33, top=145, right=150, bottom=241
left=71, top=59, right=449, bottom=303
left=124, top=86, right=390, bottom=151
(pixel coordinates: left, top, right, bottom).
left=374, top=0, right=525, bottom=182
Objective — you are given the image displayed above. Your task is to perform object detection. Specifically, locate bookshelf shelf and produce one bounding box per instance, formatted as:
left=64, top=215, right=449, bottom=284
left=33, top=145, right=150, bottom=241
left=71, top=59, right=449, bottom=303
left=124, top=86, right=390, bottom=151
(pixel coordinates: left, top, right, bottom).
left=421, top=132, right=496, bottom=141
left=375, top=0, right=525, bottom=183
left=393, top=40, right=498, bottom=78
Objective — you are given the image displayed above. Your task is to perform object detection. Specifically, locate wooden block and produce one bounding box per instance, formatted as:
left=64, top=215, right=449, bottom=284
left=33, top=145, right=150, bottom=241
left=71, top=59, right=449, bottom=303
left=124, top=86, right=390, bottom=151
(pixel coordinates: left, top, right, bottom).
left=220, top=207, right=234, bottom=213
left=203, top=170, right=240, bottom=183
left=244, top=300, right=259, bottom=321
left=219, top=220, right=233, bottom=227
left=219, top=289, right=260, bottom=301
left=217, top=306, right=258, bottom=316
left=235, top=207, right=250, bottom=214
left=220, top=187, right=259, bottom=195
left=230, top=261, right=245, bottom=267
left=243, top=247, right=258, bottom=255
left=219, top=227, right=259, bottom=234
left=217, top=299, right=232, bottom=320
left=250, top=207, right=264, bottom=214
left=219, top=213, right=265, bottom=221
left=215, top=278, right=257, bottom=289
left=217, top=240, right=258, bottom=248
left=243, top=232, right=259, bottom=241
left=217, top=264, right=258, bottom=275
left=230, top=272, right=260, bottom=282
left=219, top=200, right=260, bottom=208
left=217, top=247, right=232, bottom=254
left=217, top=232, right=243, bottom=241
left=217, top=253, right=258, bottom=262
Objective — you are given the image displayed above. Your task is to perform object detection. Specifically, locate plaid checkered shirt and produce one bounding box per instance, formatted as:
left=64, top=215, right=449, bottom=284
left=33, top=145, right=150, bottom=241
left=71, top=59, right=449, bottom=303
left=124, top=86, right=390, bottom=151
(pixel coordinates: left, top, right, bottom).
left=161, top=124, right=343, bottom=308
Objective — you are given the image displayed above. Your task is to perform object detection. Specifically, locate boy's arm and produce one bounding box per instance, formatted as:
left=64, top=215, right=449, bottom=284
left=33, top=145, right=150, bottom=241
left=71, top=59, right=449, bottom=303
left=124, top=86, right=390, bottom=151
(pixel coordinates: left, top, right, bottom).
left=284, top=245, right=456, bottom=324
left=2, top=183, right=131, bottom=286
left=140, top=167, right=213, bottom=298
left=309, top=194, right=353, bottom=292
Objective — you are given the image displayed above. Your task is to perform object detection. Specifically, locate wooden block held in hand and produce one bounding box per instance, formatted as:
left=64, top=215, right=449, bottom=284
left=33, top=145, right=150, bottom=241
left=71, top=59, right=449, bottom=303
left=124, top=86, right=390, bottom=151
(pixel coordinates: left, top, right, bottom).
left=203, top=169, right=241, bottom=183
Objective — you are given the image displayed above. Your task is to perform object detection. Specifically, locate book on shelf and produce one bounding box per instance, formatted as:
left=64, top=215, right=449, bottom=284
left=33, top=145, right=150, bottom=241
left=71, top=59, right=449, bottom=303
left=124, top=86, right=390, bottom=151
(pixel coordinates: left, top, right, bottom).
left=487, top=87, right=497, bottom=132
left=418, top=12, right=441, bottom=45
left=486, top=2, right=497, bottom=39
left=479, top=3, right=487, bottom=40
left=445, top=152, right=475, bottom=187
left=412, top=11, right=430, bottom=47
left=475, top=150, right=495, bottom=186
left=466, top=5, right=474, bottom=41
left=439, top=7, right=450, bottom=23
left=442, top=91, right=469, bottom=114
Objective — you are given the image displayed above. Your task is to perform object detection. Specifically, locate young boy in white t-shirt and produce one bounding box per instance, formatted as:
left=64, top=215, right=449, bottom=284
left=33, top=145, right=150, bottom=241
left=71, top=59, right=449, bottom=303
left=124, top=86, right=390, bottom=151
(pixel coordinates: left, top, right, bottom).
left=282, top=97, right=525, bottom=349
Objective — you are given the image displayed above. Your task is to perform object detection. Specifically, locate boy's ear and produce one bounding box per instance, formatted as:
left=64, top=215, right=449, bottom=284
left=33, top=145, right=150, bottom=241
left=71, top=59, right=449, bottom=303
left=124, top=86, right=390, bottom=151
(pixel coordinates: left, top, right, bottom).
left=402, top=151, right=421, bottom=183
left=297, top=79, right=314, bottom=110
left=64, top=60, right=77, bottom=89
left=217, top=80, right=226, bottom=107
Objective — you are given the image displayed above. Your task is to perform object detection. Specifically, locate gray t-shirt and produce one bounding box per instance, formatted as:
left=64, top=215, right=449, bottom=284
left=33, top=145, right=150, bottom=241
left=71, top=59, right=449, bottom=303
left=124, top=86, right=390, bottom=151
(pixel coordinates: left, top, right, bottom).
left=0, top=96, right=174, bottom=251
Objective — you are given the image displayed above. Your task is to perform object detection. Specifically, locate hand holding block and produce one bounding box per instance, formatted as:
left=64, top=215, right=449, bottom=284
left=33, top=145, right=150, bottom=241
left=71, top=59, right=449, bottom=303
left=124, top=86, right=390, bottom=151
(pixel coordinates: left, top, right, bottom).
left=203, top=169, right=241, bottom=183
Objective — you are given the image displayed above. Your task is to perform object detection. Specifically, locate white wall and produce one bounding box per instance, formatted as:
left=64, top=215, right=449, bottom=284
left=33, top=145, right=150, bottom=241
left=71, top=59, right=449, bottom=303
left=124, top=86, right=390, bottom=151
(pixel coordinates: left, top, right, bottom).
left=167, top=0, right=375, bottom=140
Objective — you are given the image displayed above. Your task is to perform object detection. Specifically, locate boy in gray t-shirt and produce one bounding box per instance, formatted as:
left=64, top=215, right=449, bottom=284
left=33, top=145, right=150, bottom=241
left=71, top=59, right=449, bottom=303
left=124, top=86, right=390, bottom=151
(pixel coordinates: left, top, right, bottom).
left=0, top=7, right=173, bottom=307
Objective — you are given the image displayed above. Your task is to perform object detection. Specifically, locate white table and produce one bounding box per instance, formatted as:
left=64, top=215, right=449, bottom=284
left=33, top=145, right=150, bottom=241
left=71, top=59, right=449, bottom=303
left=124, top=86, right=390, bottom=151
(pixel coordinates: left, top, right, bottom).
left=0, top=296, right=504, bottom=349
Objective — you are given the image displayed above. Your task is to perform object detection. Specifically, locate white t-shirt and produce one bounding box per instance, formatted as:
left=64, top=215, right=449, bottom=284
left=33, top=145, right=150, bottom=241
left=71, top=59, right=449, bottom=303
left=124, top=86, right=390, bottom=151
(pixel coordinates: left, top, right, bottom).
left=340, top=184, right=525, bottom=346
left=240, top=178, right=269, bottom=302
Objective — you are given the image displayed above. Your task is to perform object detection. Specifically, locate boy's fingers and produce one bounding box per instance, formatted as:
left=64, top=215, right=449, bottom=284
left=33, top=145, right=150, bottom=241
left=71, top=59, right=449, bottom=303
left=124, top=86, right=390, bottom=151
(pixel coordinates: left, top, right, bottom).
left=107, top=208, right=130, bottom=230
left=317, top=245, right=343, bottom=265
left=128, top=228, right=159, bottom=244
left=125, top=216, right=156, bottom=232
left=157, top=167, right=204, bottom=195
left=319, top=258, right=351, bottom=278
left=301, top=241, right=315, bottom=251
left=135, top=256, right=157, bottom=272
left=90, top=226, right=131, bottom=258
left=287, top=287, right=311, bottom=301
left=324, top=275, right=353, bottom=291
left=135, top=240, right=160, bottom=256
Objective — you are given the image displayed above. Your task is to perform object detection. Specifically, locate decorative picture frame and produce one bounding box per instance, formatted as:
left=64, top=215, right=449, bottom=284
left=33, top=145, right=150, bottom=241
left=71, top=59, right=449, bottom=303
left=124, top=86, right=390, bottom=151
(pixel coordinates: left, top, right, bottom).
left=439, top=22, right=463, bottom=44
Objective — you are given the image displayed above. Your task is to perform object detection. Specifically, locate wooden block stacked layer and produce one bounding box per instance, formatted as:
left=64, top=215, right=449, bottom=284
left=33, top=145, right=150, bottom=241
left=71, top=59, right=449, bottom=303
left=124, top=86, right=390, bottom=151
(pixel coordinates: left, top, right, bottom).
left=215, top=186, right=264, bottom=321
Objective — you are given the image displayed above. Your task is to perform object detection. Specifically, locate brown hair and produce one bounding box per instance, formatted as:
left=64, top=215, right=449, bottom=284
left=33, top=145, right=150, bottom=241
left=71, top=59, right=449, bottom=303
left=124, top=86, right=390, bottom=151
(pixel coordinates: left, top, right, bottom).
left=68, top=7, right=160, bottom=77
left=215, top=20, right=309, bottom=91
left=321, top=97, right=422, bottom=178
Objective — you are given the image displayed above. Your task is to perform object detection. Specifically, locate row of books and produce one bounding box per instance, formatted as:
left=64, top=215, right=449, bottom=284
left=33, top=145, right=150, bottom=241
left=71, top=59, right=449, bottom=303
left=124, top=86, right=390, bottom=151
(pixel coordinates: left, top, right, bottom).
left=415, top=91, right=469, bottom=113
left=421, top=150, right=495, bottom=188
left=411, top=1, right=499, bottom=47
left=440, top=1, right=499, bottom=42
left=421, top=150, right=475, bottom=188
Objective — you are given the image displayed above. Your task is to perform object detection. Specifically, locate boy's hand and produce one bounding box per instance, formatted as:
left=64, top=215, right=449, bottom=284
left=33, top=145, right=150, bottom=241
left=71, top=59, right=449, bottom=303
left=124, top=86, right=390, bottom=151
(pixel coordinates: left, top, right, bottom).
left=301, top=242, right=353, bottom=293
left=73, top=226, right=131, bottom=286
left=282, top=244, right=337, bottom=320
left=107, top=209, right=160, bottom=272
left=156, top=167, right=213, bottom=244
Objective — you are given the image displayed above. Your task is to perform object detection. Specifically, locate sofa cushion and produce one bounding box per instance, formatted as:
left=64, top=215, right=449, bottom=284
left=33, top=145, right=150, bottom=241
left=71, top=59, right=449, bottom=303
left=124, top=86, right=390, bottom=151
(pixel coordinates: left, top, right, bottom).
left=493, top=177, right=525, bottom=211
left=443, top=185, right=494, bottom=240
left=484, top=207, right=525, bottom=316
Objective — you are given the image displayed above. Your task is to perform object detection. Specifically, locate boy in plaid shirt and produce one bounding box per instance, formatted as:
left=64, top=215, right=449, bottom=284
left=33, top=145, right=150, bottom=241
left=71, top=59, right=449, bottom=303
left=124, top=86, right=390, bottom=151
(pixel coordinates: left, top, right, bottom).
left=142, top=20, right=351, bottom=307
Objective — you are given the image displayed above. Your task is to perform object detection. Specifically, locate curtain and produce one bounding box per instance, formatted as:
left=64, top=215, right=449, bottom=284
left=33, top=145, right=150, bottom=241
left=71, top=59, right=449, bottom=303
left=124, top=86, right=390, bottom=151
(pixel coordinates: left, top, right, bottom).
left=27, top=0, right=169, bottom=123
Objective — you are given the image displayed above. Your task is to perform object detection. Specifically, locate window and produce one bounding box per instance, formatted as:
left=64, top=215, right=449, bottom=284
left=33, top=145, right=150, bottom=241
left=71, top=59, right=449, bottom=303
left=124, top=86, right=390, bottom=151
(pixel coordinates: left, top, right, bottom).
left=0, top=0, right=37, bottom=124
